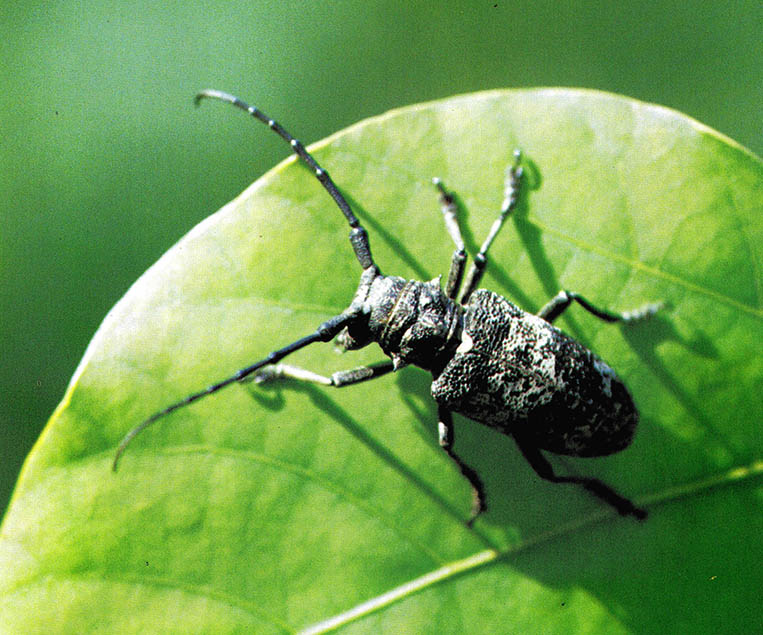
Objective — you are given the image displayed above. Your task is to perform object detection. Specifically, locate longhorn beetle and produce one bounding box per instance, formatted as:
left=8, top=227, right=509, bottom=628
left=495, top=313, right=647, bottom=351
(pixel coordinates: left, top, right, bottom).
left=114, top=89, right=662, bottom=524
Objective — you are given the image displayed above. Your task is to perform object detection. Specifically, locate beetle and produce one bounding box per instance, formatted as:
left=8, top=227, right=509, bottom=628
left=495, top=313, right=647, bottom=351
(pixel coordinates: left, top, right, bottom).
left=113, top=89, right=662, bottom=524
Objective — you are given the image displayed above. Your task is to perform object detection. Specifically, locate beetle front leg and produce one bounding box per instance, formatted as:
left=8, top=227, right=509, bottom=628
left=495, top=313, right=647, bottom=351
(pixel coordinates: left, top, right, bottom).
left=438, top=405, right=486, bottom=526
left=514, top=436, right=647, bottom=519
left=432, top=178, right=466, bottom=299
left=459, top=150, right=523, bottom=304
left=538, top=290, right=663, bottom=325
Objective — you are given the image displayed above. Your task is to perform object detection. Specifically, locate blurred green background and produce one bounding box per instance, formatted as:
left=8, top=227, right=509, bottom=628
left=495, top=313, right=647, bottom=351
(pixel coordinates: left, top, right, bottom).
left=1, top=1, right=760, bottom=517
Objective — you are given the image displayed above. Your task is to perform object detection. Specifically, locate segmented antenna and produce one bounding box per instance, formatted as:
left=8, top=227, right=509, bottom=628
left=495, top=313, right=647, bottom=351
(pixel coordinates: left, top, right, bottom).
left=112, top=333, right=315, bottom=470
left=112, top=92, right=378, bottom=470
left=195, top=89, right=375, bottom=270
left=112, top=284, right=356, bottom=469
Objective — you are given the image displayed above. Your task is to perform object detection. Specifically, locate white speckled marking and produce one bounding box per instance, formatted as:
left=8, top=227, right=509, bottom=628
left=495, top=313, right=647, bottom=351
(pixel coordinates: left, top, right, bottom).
left=594, top=358, right=614, bottom=397
left=457, top=330, right=474, bottom=354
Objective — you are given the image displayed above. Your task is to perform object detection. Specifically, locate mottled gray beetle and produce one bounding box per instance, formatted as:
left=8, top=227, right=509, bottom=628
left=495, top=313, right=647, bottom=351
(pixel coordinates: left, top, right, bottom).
left=114, top=90, right=662, bottom=523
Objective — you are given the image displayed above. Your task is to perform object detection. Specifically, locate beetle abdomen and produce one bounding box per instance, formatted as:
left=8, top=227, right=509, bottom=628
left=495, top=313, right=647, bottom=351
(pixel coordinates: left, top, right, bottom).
left=431, top=289, right=638, bottom=456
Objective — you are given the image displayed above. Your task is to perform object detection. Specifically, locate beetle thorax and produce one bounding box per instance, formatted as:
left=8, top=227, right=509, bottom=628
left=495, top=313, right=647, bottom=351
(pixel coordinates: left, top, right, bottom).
left=342, top=271, right=463, bottom=373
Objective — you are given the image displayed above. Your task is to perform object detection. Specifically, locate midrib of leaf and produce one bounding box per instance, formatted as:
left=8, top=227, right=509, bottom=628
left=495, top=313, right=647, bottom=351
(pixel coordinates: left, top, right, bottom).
left=298, top=459, right=763, bottom=634
left=299, top=549, right=499, bottom=635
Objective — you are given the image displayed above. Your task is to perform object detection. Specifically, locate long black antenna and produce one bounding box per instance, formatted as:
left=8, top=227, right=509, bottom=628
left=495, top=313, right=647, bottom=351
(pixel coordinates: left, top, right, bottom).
left=113, top=92, right=381, bottom=470
left=194, top=89, right=375, bottom=270
left=112, top=306, right=356, bottom=470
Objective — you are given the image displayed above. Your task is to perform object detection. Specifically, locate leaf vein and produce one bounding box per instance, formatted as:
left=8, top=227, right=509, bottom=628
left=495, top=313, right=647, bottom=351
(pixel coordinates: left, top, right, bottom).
left=298, top=460, right=763, bottom=633
left=3, top=571, right=294, bottom=633
left=155, top=444, right=471, bottom=563
left=315, top=146, right=761, bottom=318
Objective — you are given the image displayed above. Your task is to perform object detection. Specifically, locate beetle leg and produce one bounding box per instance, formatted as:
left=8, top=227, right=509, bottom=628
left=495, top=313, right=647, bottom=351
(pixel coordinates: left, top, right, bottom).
left=113, top=312, right=358, bottom=470
left=250, top=360, right=394, bottom=387
left=514, top=436, right=647, bottom=519
left=538, top=290, right=663, bottom=325
left=460, top=149, right=523, bottom=304
left=438, top=405, right=486, bottom=526
left=432, top=177, right=467, bottom=299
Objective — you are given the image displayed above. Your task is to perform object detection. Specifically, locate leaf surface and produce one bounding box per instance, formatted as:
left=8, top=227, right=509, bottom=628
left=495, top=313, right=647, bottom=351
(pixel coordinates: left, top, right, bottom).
left=1, top=89, right=761, bottom=633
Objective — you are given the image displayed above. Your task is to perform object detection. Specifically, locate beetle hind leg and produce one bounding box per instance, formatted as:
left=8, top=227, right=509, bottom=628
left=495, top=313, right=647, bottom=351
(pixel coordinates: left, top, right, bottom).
left=514, top=436, right=647, bottom=520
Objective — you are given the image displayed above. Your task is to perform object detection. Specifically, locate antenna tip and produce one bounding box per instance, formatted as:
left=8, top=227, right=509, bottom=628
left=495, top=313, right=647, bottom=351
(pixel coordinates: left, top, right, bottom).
left=194, top=89, right=239, bottom=109
left=112, top=445, right=126, bottom=472
left=194, top=89, right=218, bottom=107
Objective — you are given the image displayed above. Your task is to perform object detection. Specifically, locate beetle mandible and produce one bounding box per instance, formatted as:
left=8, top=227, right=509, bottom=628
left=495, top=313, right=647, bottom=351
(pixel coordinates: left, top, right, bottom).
left=113, top=89, right=662, bottom=524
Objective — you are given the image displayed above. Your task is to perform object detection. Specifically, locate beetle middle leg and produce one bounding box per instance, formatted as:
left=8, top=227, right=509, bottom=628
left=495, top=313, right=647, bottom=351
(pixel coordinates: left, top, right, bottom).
left=514, top=435, right=647, bottom=519
left=251, top=360, right=394, bottom=387
left=255, top=365, right=486, bottom=525
left=538, top=290, right=663, bottom=325
left=438, top=405, right=485, bottom=526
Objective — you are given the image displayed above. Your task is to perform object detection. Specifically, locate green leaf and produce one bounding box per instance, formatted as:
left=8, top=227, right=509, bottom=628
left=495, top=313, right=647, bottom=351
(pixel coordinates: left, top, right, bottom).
left=1, top=89, right=761, bottom=633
